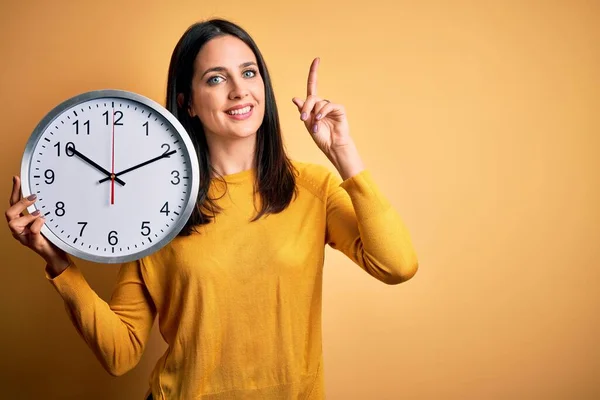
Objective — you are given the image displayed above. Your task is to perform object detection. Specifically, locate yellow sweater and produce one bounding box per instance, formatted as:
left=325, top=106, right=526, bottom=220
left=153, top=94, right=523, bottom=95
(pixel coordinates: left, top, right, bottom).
left=47, top=161, right=418, bottom=399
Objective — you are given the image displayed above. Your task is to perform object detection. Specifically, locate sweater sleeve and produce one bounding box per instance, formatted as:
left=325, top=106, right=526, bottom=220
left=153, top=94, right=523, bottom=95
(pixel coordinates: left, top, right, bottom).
left=325, top=169, right=419, bottom=284
left=46, top=259, right=157, bottom=376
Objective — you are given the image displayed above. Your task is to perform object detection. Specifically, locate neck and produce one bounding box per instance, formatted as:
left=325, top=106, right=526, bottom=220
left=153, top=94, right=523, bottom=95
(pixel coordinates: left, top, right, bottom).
left=205, top=132, right=256, bottom=177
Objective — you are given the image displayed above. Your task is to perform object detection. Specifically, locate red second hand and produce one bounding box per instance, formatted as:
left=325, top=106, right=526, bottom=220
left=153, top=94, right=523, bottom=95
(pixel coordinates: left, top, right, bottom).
left=111, top=108, right=115, bottom=205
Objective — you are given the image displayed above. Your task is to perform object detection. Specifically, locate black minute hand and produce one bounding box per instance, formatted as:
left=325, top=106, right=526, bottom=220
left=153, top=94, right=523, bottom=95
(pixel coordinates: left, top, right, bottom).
left=70, top=147, right=126, bottom=186
left=98, top=150, right=177, bottom=183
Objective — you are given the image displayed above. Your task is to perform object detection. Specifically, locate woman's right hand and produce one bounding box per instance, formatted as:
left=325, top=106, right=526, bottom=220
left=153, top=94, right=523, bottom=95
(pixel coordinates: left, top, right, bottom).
left=6, top=176, right=70, bottom=276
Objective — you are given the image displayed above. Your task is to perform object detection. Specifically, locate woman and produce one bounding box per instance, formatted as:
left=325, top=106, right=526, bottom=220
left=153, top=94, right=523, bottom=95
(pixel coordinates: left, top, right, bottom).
left=6, top=19, right=418, bottom=400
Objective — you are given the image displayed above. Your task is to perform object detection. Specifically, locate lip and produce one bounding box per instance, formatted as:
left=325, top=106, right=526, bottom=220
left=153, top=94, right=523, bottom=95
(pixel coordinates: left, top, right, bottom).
left=225, top=103, right=254, bottom=112
left=224, top=103, right=254, bottom=121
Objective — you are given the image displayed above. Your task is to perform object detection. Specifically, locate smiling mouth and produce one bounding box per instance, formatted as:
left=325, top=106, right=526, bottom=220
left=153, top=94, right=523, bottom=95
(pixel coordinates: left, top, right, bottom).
left=225, top=106, right=253, bottom=116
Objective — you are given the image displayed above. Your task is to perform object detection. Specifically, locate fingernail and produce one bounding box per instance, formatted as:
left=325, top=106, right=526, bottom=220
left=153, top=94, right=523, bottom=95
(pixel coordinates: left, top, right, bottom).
left=313, top=124, right=318, bottom=133
left=301, top=112, right=307, bottom=121
left=32, top=210, right=40, bottom=216
left=316, top=113, right=322, bottom=120
left=27, top=194, right=37, bottom=201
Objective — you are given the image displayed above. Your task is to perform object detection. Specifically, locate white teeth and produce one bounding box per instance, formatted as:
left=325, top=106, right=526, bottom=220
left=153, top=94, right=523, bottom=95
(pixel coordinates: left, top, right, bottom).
left=226, top=106, right=252, bottom=115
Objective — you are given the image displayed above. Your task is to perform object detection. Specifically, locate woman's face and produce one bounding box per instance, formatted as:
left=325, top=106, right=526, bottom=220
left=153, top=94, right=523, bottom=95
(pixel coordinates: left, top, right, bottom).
left=188, top=35, right=265, bottom=141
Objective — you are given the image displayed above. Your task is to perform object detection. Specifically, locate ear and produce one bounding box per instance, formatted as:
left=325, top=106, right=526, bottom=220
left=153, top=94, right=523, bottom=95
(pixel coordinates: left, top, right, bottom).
left=177, top=93, right=196, bottom=117
left=176, top=93, right=184, bottom=108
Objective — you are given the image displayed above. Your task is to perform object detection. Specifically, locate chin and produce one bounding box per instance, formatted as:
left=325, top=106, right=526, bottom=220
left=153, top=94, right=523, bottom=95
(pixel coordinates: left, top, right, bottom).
left=221, top=125, right=259, bottom=139
left=233, top=129, right=257, bottom=139
left=228, top=121, right=262, bottom=138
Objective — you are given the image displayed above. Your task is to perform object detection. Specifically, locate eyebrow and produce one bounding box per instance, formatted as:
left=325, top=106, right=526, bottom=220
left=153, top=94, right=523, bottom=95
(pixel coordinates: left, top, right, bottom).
left=200, top=61, right=258, bottom=79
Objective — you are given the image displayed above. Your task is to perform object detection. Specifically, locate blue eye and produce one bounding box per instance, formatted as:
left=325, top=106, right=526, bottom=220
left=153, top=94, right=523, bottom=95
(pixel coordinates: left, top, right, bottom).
left=207, top=76, right=224, bottom=85
left=243, top=69, right=257, bottom=78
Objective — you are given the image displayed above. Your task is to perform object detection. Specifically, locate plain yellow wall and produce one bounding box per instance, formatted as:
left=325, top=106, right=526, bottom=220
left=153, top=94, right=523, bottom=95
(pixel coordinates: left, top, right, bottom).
left=1, top=0, right=598, bottom=399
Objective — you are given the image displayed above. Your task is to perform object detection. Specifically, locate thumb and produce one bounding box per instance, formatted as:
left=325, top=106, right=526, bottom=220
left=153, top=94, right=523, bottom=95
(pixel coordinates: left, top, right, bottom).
left=292, top=97, right=305, bottom=111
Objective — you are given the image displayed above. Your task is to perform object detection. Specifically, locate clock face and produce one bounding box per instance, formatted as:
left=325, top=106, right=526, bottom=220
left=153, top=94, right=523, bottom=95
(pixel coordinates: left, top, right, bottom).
left=21, top=90, right=199, bottom=264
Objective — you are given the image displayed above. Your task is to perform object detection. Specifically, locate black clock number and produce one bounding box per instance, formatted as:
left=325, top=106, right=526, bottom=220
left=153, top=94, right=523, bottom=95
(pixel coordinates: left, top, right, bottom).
left=114, top=111, right=123, bottom=125
left=108, top=230, right=118, bottom=245
left=161, top=143, right=170, bottom=155
left=54, top=142, right=75, bottom=157
left=73, top=120, right=90, bottom=135
left=65, top=142, right=75, bottom=157
left=44, top=169, right=54, bottom=184
left=55, top=201, right=65, bottom=217
left=171, top=171, right=180, bottom=185
left=103, top=110, right=124, bottom=126
left=143, top=121, right=149, bottom=136
left=141, top=221, right=151, bottom=236
left=77, top=222, right=88, bottom=236
left=160, top=201, right=170, bottom=216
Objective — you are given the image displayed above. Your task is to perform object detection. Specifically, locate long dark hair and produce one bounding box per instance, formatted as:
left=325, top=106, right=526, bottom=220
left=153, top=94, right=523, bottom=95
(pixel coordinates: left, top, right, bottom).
left=166, top=19, right=297, bottom=236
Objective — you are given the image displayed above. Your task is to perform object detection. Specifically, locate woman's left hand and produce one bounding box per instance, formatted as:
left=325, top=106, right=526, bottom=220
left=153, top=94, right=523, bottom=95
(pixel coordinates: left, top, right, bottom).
left=292, top=58, right=353, bottom=157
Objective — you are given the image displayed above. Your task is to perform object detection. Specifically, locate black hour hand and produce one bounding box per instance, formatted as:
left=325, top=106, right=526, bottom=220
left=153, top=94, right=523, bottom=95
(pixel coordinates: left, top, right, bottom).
left=68, top=144, right=126, bottom=186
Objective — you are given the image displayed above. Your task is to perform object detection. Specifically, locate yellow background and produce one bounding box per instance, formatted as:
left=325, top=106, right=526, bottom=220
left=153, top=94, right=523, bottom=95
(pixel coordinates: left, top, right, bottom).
left=1, top=0, right=598, bottom=398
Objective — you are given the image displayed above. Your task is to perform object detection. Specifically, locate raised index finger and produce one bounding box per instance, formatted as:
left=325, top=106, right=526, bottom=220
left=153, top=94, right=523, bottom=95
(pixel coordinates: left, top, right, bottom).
left=307, top=57, right=320, bottom=97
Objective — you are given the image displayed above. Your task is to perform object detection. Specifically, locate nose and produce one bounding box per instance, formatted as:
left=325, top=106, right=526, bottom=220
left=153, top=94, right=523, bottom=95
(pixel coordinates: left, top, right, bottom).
left=228, top=76, right=250, bottom=100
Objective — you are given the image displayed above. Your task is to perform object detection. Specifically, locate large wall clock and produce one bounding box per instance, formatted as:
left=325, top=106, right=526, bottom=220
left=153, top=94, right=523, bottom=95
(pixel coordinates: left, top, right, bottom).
left=20, top=89, right=199, bottom=263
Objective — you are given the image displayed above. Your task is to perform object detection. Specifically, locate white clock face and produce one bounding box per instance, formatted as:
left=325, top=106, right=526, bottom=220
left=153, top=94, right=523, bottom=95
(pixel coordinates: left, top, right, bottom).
left=21, top=90, right=199, bottom=263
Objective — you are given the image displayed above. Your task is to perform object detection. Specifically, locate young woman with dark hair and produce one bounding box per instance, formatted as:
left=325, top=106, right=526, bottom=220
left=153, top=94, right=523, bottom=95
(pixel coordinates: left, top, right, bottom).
left=6, top=18, right=418, bottom=400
